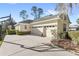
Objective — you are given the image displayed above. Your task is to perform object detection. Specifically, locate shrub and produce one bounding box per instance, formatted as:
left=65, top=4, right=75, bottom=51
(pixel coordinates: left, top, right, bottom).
left=68, top=31, right=79, bottom=45
left=51, top=39, right=76, bottom=50
left=0, top=36, right=3, bottom=41
left=6, top=29, right=16, bottom=35
left=59, top=33, right=65, bottom=39
left=16, top=30, right=31, bottom=35
left=59, top=32, right=71, bottom=40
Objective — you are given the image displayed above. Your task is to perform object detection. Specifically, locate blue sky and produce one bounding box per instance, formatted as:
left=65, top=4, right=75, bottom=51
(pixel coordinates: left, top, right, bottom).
left=0, top=3, right=79, bottom=25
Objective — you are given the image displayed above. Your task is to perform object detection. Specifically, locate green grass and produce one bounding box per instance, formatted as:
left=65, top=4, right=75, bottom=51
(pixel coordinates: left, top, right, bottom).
left=68, top=31, right=79, bottom=44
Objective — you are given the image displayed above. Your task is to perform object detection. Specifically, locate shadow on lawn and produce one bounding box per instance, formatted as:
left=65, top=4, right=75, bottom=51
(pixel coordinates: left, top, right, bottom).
left=4, top=41, right=65, bottom=52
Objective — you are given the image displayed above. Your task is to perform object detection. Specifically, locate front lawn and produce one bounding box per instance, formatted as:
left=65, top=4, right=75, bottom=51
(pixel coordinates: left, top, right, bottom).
left=68, top=31, right=79, bottom=44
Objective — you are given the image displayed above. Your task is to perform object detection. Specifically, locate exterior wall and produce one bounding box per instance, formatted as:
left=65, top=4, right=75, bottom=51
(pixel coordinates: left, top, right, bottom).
left=15, top=23, right=32, bottom=32
left=57, top=18, right=70, bottom=39
left=15, top=16, right=70, bottom=39
left=31, top=18, right=59, bottom=39
left=31, top=17, right=70, bottom=39
left=15, top=25, right=20, bottom=31
left=57, top=19, right=63, bottom=33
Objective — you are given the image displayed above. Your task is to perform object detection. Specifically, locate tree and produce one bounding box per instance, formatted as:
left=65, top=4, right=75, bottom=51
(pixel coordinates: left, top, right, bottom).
left=55, top=3, right=78, bottom=14
left=77, top=18, right=79, bottom=24
left=8, top=18, right=16, bottom=29
left=1, top=17, right=16, bottom=31
left=38, top=8, right=43, bottom=19
left=20, top=10, right=28, bottom=20
left=31, top=6, right=38, bottom=20
left=31, top=6, right=43, bottom=20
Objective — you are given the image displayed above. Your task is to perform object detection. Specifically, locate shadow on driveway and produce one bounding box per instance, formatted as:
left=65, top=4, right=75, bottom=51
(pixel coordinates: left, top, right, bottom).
left=4, top=41, right=66, bottom=52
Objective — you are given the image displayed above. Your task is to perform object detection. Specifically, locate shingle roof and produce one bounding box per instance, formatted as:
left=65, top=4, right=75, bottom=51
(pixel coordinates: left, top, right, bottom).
left=33, top=14, right=58, bottom=22
left=15, top=13, right=70, bottom=26
left=20, top=19, right=33, bottom=23
left=32, top=13, right=70, bottom=23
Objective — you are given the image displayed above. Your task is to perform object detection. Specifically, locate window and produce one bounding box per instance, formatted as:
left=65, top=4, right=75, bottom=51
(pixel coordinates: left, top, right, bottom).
left=52, top=25, right=55, bottom=27
left=25, top=25, right=27, bottom=29
left=63, top=24, right=66, bottom=31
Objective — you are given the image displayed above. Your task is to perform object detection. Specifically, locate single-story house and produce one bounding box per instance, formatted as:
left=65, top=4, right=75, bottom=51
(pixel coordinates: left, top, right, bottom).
left=15, top=13, right=70, bottom=39
left=15, top=20, right=33, bottom=32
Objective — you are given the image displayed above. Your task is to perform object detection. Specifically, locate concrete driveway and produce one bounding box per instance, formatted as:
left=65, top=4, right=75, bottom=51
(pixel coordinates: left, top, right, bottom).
left=0, top=35, right=76, bottom=56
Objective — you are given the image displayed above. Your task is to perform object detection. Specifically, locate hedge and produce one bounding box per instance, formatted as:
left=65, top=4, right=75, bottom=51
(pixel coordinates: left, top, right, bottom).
left=0, top=36, right=3, bottom=41
left=16, top=30, right=31, bottom=35
left=68, top=31, right=79, bottom=45
left=6, top=29, right=16, bottom=35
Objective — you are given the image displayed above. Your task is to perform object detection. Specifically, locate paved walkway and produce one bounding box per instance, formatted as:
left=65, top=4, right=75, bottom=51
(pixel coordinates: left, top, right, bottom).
left=0, top=35, right=76, bottom=56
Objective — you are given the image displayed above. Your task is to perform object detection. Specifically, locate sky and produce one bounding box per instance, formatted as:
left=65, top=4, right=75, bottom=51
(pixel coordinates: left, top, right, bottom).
left=0, top=3, right=79, bottom=25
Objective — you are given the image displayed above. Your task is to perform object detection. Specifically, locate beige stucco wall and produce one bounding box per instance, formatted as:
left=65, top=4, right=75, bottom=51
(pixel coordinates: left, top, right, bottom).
left=31, top=18, right=59, bottom=39
left=15, top=23, right=32, bottom=32
left=15, top=16, right=70, bottom=39
left=57, top=18, right=70, bottom=33
left=57, top=18, right=70, bottom=39
left=31, top=17, right=70, bottom=39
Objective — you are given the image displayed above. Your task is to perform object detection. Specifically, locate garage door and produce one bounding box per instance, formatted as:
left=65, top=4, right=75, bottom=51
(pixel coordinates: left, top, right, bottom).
left=46, top=28, right=57, bottom=39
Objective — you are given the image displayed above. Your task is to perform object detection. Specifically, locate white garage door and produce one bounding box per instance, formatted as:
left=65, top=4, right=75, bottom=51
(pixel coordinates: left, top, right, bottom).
left=46, top=27, right=57, bottom=39
left=31, top=28, right=43, bottom=36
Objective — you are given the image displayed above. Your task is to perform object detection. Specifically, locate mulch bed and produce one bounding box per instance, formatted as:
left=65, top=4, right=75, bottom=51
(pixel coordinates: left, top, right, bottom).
left=51, top=39, right=79, bottom=53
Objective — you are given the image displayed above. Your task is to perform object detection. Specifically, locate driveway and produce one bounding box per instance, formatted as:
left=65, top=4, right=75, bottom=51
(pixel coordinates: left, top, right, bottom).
left=0, top=35, right=76, bottom=56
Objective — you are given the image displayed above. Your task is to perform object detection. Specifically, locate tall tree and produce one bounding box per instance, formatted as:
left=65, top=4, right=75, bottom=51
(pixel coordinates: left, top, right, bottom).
left=31, top=6, right=43, bottom=20
left=55, top=3, right=78, bottom=14
left=20, top=10, right=28, bottom=20
left=2, top=18, right=16, bottom=30
left=55, top=3, right=79, bottom=22
left=31, top=6, right=38, bottom=20
left=38, top=8, right=43, bottom=19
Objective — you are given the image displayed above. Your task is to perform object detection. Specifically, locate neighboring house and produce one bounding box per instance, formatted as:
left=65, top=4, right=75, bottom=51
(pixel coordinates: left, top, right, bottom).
left=15, top=20, right=33, bottom=32
left=15, top=13, right=70, bottom=39
left=69, top=24, right=79, bottom=31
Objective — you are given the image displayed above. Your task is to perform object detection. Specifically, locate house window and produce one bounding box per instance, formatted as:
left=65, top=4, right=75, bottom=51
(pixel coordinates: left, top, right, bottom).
left=52, top=25, right=55, bottom=27
left=25, top=25, right=27, bottom=29
left=63, top=24, right=66, bottom=31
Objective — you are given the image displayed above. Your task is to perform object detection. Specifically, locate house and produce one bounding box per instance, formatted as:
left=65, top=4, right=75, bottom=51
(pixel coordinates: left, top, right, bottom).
left=69, top=24, right=79, bottom=31
left=15, top=20, right=33, bottom=32
left=15, top=13, right=70, bottom=39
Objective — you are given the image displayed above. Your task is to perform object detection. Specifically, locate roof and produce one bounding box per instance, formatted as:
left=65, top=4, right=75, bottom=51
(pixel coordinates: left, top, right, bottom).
left=32, top=13, right=70, bottom=23
left=33, top=14, right=58, bottom=22
left=15, top=13, right=70, bottom=26
left=19, top=19, right=33, bottom=23
left=15, top=23, right=30, bottom=26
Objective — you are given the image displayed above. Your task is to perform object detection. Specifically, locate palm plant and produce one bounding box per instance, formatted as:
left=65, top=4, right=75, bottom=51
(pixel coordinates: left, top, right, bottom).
left=20, top=10, right=28, bottom=20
